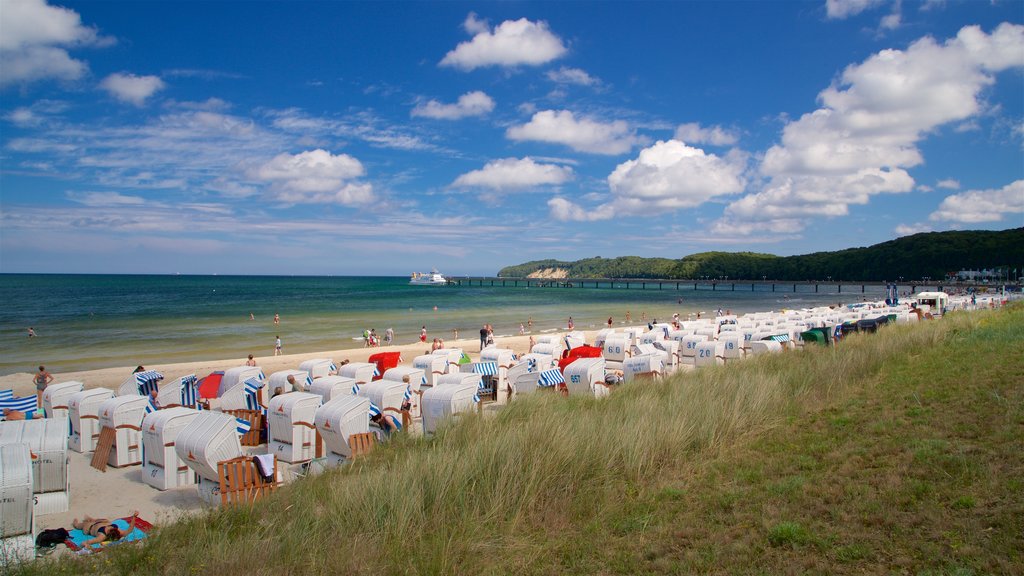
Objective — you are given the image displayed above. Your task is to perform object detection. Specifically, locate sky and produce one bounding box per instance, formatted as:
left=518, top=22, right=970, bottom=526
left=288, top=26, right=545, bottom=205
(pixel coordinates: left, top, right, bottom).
left=0, top=0, right=1022, bottom=276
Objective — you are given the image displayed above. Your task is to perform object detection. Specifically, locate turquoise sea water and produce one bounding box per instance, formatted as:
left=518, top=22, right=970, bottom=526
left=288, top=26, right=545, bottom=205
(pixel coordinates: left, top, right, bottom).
left=0, top=274, right=887, bottom=376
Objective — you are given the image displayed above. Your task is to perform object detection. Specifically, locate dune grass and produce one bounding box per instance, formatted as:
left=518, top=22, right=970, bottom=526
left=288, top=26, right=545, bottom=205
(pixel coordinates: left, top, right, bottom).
left=18, top=304, right=1023, bottom=575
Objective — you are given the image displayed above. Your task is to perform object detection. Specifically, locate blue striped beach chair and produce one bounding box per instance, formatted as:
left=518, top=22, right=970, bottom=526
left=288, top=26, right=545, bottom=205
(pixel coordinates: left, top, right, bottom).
left=0, top=394, right=39, bottom=418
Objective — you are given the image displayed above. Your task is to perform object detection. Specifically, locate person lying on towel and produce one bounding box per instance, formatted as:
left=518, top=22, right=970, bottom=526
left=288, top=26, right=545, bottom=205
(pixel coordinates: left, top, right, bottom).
left=2, top=408, right=33, bottom=420
left=73, top=510, right=140, bottom=547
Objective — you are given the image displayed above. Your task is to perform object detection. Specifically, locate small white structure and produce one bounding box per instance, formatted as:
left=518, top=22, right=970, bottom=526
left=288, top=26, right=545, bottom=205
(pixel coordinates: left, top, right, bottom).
left=413, top=355, right=448, bottom=387
left=535, top=334, right=562, bottom=348
left=116, top=371, right=163, bottom=397
left=749, top=340, right=784, bottom=355
left=97, top=396, right=150, bottom=467
left=563, top=358, right=608, bottom=397
left=357, top=380, right=409, bottom=417
left=914, top=291, right=950, bottom=316
left=314, top=395, right=371, bottom=466
left=141, top=407, right=200, bottom=490
left=267, top=392, right=322, bottom=464
left=694, top=341, right=724, bottom=368
left=268, top=370, right=313, bottom=395
left=337, top=362, right=378, bottom=384
left=530, top=343, right=559, bottom=357
left=719, top=334, right=745, bottom=362
left=511, top=372, right=541, bottom=396
left=506, top=353, right=555, bottom=392
left=299, top=358, right=337, bottom=380
left=175, top=411, right=243, bottom=505
left=680, top=334, right=710, bottom=366
left=623, top=354, right=664, bottom=382
left=0, top=443, right=34, bottom=566
left=593, top=329, right=615, bottom=348
left=218, top=366, right=264, bottom=397
left=421, top=381, right=479, bottom=436
left=156, top=374, right=199, bottom=409
left=653, top=340, right=680, bottom=370
left=42, top=380, right=83, bottom=420
left=430, top=349, right=464, bottom=373
left=0, top=420, right=69, bottom=515
left=307, top=376, right=359, bottom=403
left=68, top=388, right=114, bottom=453
left=564, top=331, right=586, bottom=350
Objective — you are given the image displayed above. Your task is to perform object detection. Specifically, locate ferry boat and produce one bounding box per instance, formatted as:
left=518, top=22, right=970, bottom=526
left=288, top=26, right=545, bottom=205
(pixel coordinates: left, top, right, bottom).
left=410, top=269, right=447, bottom=285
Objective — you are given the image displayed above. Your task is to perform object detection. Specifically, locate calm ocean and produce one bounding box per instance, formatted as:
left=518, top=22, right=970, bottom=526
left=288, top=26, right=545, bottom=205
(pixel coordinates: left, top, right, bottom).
left=0, top=274, right=887, bottom=375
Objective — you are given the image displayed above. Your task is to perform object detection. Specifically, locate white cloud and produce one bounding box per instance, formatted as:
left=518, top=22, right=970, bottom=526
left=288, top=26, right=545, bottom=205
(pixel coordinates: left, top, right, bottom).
left=251, top=149, right=373, bottom=205
left=440, top=15, right=567, bottom=71
left=99, top=73, right=166, bottom=106
left=546, top=67, right=599, bottom=86
left=936, top=178, right=960, bottom=190
left=825, top=0, right=887, bottom=19
left=451, top=157, right=573, bottom=191
left=68, top=191, right=146, bottom=206
left=506, top=109, right=642, bottom=155
left=674, top=122, right=739, bottom=146
left=548, top=140, right=745, bottom=221
left=0, top=0, right=110, bottom=87
left=720, top=23, right=1024, bottom=234
left=929, top=180, right=1024, bottom=223
left=894, top=223, right=932, bottom=236
left=411, top=91, right=495, bottom=120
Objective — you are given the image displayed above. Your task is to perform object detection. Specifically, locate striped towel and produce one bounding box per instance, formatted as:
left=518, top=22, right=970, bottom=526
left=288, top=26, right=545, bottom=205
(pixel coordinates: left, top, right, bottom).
left=538, top=369, right=565, bottom=387
left=0, top=394, right=38, bottom=416
left=235, top=417, right=252, bottom=435
left=472, top=362, right=498, bottom=376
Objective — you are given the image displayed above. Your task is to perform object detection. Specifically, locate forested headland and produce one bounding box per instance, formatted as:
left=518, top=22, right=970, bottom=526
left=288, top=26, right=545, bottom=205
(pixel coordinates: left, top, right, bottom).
left=497, top=228, right=1024, bottom=282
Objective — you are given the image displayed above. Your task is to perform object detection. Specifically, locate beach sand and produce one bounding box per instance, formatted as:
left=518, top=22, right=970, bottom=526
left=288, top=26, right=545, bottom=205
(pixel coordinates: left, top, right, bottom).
left=1, top=328, right=608, bottom=536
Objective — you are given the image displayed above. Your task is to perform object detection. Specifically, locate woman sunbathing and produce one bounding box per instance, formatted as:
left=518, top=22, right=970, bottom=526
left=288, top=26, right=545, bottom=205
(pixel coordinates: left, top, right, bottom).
left=72, top=510, right=139, bottom=547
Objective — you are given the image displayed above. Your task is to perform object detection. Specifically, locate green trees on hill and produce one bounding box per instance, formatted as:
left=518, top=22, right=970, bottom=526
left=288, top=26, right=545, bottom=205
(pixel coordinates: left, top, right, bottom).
left=497, top=228, right=1024, bottom=282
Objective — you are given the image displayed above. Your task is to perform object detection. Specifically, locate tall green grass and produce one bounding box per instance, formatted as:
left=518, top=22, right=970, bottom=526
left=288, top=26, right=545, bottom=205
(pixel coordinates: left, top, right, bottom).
left=20, top=306, right=1016, bottom=575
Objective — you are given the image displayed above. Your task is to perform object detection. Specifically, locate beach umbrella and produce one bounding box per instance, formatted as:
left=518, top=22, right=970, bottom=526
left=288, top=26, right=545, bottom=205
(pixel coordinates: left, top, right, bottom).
left=198, top=371, right=224, bottom=399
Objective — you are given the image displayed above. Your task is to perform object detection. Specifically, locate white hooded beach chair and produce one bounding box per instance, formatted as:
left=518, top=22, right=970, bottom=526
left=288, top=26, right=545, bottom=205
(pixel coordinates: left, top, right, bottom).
left=337, top=362, right=378, bottom=384
left=116, top=370, right=164, bottom=397
left=357, top=380, right=412, bottom=429
left=0, top=419, right=69, bottom=515
left=141, top=407, right=200, bottom=490
left=602, top=336, right=631, bottom=363
left=430, top=349, right=464, bottom=374
left=307, top=376, right=360, bottom=403
left=653, top=340, right=680, bottom=370
left=413, top=355, right=448, bottom=387
left=218, top=366, right=265, bottom=398
left=97, top=395, right=150, bottom=467
left=67, top=388, right=114, bottom=453
left=623, top=354, right=665, bottom=383
left=268, top=370, right=313, bottom=395
left=299, top=358, right=337, bottom=380
left=267, top=392, right=322, bottom=464
left=0, top=443, right=35, bottom=566
left=41, top=381, right=83, bottom=420
left=680, top=334, right=710, bottom=366
left=530, top=343, right=559, bottom=357
left=511, top=372, right=542, bottom=396
left=314, top=395, right=371, bottom=466
left=479, top=348, right=516, bottom=403
left=694, top=341, right=725, bottom=368
left=563, top=358, right=608, bottom=397
left=719, top=334, right=745, bottom=363
left=593, top=329, right=615, bottom=349
left=564, top=331, right=586, bottom=350
left=157, top=374, right=200, bottom=409
left=420, top=380, right=479, bottom=436
left=175, top=411, right=245, bottom=506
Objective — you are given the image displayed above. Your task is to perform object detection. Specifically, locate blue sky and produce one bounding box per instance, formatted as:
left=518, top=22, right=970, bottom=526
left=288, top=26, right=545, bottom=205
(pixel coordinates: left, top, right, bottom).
left=1, top=0, right=1022, bottom=276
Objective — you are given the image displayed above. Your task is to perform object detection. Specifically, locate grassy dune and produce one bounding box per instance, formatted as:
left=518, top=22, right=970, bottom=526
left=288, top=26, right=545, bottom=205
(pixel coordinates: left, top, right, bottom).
left=23, top=305, right=1023, bottom=575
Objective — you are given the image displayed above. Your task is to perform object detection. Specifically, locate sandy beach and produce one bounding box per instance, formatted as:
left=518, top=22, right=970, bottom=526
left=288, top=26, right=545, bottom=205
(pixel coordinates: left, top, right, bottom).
left=2, top=328, right=603, bottom=535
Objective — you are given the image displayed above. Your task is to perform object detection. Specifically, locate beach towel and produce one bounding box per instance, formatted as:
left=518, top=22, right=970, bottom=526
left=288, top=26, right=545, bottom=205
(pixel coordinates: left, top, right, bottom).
left=65, top=516, right=154, bottom=552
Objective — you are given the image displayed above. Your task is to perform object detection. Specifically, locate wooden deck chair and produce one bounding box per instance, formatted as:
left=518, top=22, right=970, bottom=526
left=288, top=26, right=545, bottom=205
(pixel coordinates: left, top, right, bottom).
left=218, top=455, right=278, bottom=506
left=223, top=408, right=264, bottom=446
left=632, top=371, right=661, bottom=382
left=348, top=432, right=376, bottom=458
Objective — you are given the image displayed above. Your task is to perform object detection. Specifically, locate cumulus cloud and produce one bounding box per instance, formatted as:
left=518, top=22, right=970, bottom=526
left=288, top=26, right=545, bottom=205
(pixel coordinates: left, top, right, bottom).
left=929, top=180, right=1024, bottom=223
left=99, top=73, right=166, bottom=106
left=251, top=149, right=373, bottom=205
left=894, top=223, right=932, bottom=236
left=411, top=90, right=495, bottom=120
left=452, top=157, right=573, bottom=191
left=506, top=109, right=641, bottom=155
left=825, top=0, right=887, bottom=19
left=546, top=67, right=599, bottom=86
left=936, top=178, right=960, bottom=190
left=68, top=191, right=146, bottom=206
left=0, top=0, right=110, bottom=87
left=548, top=140, right=745, bottom=221
left=440, top=14, right=566, bottom=71
left=674, top=122, right=739, bottom=146
left=719, top=23, right=1024, bottom=235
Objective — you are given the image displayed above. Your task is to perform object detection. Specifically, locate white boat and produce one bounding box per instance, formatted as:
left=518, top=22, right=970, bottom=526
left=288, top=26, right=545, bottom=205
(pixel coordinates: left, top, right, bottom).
left=410, top=269, right=447, bottom=285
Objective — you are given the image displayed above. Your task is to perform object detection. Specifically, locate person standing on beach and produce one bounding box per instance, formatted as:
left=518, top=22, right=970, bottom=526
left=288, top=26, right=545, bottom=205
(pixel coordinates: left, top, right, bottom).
left=527, top=317, right=533, bottom=329
left=568, top=317, right=574, bottom=330
left=519, top=323, right=525, bottom=335
left=27, top=327, right=36, bottom=338
left=246, top=354, right=257, bottom=367
left=274, top=335, right=282, bottom=356
left=420, top=326, right=427, bottom=343
left=274, top=313, right=280, bottom=325
left=479, top=324, right=488, bottom=352
left=33, top=365, right=54, bottom=404
left=385, top=327, right=394, bottom=346
left=249, top=312, right=255, bottom=321
left=607, top=317, right=613, bottom=328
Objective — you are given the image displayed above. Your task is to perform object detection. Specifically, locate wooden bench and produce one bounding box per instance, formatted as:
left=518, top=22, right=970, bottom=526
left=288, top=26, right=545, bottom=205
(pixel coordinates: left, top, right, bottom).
left=222, top=408, right=264, bottom=446
left=217, top=456, right=278, bottom=506
left=347, top=432, right=376, bottom=458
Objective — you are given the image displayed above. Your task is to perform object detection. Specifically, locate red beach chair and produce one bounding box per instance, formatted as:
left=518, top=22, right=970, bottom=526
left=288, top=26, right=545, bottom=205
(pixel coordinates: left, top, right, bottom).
left=368, top=352, right=402, bottom=380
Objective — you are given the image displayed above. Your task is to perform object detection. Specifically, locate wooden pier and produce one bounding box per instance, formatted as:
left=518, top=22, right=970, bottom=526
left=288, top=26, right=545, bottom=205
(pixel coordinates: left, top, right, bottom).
left=445, top=277, right=952, bottom=294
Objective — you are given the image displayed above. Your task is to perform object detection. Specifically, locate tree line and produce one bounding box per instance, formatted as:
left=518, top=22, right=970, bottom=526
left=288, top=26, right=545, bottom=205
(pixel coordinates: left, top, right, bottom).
left=497, top=228, right=1024, bottom=282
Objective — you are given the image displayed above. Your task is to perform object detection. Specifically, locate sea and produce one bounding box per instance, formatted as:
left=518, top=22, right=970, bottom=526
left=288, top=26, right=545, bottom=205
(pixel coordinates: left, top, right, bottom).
left=0, top=274, right=889, bottom=376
